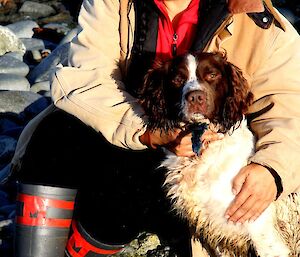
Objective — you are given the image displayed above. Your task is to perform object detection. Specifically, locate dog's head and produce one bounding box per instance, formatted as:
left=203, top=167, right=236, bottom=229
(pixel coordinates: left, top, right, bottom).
left=138, top=52, right=253, bottom=132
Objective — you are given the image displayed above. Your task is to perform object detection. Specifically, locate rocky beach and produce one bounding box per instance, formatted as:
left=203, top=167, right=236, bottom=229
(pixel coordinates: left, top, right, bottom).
left=0, top=1, right=80, bottom=256
left=0, top=0, right=299, bottom=256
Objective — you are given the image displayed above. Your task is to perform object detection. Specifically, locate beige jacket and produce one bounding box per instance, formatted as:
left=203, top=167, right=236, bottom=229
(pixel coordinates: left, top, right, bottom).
left=13, top=0, right=300, bottom=201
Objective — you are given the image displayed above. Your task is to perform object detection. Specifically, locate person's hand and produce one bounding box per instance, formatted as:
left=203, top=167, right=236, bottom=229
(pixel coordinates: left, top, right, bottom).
left=200, top=130, right=224, bottom=153
left=0, top=0, right=9, bottom=5
left=140, top=128, right=224, bottom=157
left=225, top=163, right=277, bottom=224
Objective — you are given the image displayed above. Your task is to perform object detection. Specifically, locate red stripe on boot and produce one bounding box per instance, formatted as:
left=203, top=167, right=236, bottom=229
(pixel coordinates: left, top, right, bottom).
left=16, top=193, right=74, bottom=228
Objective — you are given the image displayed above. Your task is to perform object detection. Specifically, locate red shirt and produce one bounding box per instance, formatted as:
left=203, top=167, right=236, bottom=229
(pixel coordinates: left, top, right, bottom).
left=154, top=0, right=200, bottom=61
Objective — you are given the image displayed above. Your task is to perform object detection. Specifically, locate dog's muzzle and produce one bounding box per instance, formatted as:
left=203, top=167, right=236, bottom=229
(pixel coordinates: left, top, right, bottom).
left=182, top=89, right=207, bottom=122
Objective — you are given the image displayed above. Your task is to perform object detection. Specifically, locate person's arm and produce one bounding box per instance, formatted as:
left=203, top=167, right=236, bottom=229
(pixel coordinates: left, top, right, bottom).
left=248, top=18, right=300, bottom=199
left=51, top=0, right=147, bottom=150
left=226, top=15, right=300, bottom=223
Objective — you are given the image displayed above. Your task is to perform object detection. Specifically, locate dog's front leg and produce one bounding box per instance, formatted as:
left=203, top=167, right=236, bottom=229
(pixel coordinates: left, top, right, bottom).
left=246, top=205, right=289, bottom=257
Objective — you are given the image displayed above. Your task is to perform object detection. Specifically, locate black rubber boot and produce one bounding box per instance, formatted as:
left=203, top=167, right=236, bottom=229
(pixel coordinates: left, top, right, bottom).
left=65, top=221, right=126, bottom=257
left=14, top=183, right=77, bottom=257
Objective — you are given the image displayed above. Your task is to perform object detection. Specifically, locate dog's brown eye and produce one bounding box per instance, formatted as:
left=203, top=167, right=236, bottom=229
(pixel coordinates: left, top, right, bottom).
left=205, top=72, right=220, bottom=81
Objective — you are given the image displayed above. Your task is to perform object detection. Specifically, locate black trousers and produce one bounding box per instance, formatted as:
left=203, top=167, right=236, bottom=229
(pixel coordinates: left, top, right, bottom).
left=18, top=109, right=191, bottom=256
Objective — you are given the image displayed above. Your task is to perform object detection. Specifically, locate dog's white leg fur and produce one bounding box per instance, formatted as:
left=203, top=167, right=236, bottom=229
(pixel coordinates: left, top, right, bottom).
left=163, top=121, right=291, bottom=256
left=246, top=207, right=290, bottom=257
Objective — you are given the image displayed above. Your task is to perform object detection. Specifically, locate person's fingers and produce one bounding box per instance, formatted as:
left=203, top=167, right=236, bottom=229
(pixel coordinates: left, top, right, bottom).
left=175, top=149, right=195, bottom=157
left=172, top=133, right=195, bottom=157
left=231, top=195, right=261, bottom=223
left=231, top=166, right=249, bottom=195
left=225, top=164, right=277, bottom=223
left=0, top=0, right=9, bottom=5
left=167, top=128, right=225, bottom=157
left=225, top=170, right=252, bottom=220
left=237, top=199, right=270, bottom=224
left=167, top=142, right=195, bottom=157
left=225, top=185, right=252, bottom=222
left=174, top=129, right=191, bottom=143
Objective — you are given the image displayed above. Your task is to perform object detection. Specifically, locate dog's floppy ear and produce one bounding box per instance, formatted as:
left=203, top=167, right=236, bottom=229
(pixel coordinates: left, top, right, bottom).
left=138, top=61, right=172, bottom=131
left=222, top=61, right=253, bottom=130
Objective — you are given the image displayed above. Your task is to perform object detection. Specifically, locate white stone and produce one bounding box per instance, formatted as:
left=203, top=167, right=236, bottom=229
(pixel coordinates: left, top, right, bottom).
left=0, top=26, right=26, bottom=56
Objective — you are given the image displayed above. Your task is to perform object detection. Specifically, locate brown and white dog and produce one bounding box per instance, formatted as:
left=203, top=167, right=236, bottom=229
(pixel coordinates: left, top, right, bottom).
left=138, top=52, right=300, bottom=257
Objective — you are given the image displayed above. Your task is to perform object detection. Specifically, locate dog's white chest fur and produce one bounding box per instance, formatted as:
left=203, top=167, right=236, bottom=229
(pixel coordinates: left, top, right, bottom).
left=162, top=120, right=292, bottom=257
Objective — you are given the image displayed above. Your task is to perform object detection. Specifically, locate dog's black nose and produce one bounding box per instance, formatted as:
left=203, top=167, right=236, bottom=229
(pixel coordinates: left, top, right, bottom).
left=186, top=90, right=205, bottom=105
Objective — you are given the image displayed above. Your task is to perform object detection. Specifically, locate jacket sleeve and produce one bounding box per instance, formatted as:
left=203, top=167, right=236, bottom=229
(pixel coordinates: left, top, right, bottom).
left=248, top=17, right=300, bottom=198
left=50, top=0, right=148, bottom=150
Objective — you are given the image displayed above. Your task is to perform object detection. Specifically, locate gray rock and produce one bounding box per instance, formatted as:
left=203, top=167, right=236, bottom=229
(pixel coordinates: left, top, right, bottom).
left=114, top=233, right=161, bottom=256
left=30, top=81, right=50, bottom=94
left=0, top=74, right=30, bottom=91
left=0, top=220, right=12, bottom=230
left=28, top=42, right=70, bottom=84
left=4, top=51, right=24, bottom=61
left=0, top=91, right=48, bottom=115
left=38, top=11, right=74, bottom=26
left=43, top=22, right=71, bottom=35
left=19, top=1, right=56, bottom=19
left=0, top=26, right=26, bottom=56
left=0, top=55, right=29, bottom=76
left=6, top=20, right=39, bottom=39
left=20, top=38, right=45, bottom=51
left=0, top=12, right=29, bottom=25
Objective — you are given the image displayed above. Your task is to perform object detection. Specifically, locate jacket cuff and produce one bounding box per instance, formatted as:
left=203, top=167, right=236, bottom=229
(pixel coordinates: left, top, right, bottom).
left=139, top=130, right=157, bottom=149
left=252, top=162, right=283, bottom=200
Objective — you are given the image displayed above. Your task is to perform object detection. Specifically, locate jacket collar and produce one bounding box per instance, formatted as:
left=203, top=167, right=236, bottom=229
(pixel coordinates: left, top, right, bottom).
left=128, top=0, right=266, bottom=14
left=227, top=0, right=264, bottom=14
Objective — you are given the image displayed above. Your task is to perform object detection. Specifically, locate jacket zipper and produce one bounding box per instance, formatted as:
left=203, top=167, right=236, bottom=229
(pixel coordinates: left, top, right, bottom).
left=172, top=32, right=178, bottom=56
